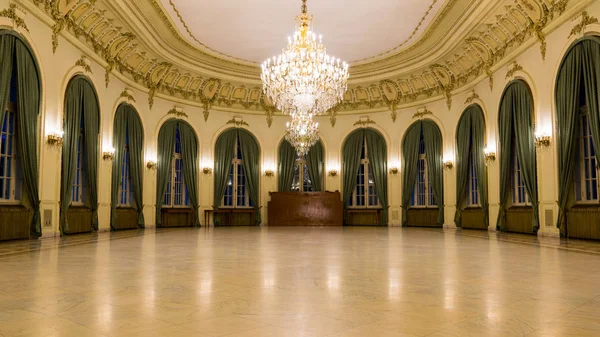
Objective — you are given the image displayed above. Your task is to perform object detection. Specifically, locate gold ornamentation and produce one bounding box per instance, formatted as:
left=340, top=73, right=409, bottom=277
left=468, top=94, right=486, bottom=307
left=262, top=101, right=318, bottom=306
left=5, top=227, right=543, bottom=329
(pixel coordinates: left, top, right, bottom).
left=389, top=167, right=399, bottom=175
left=484, top=151, right=496, bottom=164
left=167, top=107, right=188, bottom=118
left=75, top=56, right=92, bottom=74
left=0, top=4, right=29, bottom=32
left=264, top=170, right=275, bottom=177
left=327, top=170, right=338, bottom=177
left=226, top=118, right=249, bottom=127
left=146, top=161, right=157, bottom=170
left=266, top=110, right=274, bottom=128
left=413, top=107, right=433, bottom=119
left=51, top=19, right=65, bottom=53
left=506, top=61, right=523, bottom=80
left=354, top=117, right=376, bottom=127
left=464, top=91, right=480, bottom=105
left=119, top=89, right=135, bottom=102
left=202, top=167, right=213, bottom=175
left=569, top=11, right=598, bottom=39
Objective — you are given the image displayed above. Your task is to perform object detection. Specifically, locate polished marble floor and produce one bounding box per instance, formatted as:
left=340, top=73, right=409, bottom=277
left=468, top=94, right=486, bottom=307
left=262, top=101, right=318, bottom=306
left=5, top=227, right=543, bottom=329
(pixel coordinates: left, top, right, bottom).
left=1, top=227, right=600, bottom=337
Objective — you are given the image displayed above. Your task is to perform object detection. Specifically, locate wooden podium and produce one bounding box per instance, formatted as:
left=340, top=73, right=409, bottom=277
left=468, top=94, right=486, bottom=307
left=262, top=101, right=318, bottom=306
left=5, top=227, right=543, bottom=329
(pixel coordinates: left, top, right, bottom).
left=268, top=191, right=343, bottom=226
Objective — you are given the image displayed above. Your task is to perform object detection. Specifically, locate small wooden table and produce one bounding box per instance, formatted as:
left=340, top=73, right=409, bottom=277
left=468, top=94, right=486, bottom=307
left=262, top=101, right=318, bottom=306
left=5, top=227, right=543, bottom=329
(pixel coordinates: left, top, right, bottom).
left=204, top=208, right=256, bottom=226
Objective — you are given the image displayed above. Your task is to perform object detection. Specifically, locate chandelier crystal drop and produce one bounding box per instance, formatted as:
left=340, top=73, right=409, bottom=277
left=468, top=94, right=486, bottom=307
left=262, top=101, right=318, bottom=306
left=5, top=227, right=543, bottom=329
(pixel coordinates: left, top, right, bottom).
left=261, top=0, right=349, bottom=117
left=285, top=115, right=320, bottom=156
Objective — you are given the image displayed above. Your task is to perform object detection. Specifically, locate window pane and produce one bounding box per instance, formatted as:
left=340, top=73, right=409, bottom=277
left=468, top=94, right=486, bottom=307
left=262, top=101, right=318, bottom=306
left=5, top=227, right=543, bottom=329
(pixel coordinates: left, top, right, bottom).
left=303, top=165, right=313, bottom=192
left=291, top=164, right=301, bottom=192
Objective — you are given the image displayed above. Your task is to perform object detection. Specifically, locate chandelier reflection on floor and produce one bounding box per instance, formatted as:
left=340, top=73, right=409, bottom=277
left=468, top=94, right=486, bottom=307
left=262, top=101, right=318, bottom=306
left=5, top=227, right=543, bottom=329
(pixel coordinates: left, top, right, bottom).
left=261, top=0, right=349, bottom=154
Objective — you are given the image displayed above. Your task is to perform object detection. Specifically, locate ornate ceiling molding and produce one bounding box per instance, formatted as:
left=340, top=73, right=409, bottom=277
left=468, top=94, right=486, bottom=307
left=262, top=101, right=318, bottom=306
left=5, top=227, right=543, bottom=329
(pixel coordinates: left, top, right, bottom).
left=23, top=0, right=579, bottom=118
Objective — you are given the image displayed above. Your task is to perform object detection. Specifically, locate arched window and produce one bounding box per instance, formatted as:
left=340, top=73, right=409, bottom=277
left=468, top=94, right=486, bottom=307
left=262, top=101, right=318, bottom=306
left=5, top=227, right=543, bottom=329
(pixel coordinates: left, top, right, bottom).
left=110, top=103, right=145, bottom=230
left=0, top=31, right=42, bottom=240
left=497, top=79, right=538, bottom=234
left=164, top=126, right=189, bottom=207
left=342, top=128, right=388, bottom=225
left=223, top=136, right=252, bottom=207
left=60, top=76, right=100, bottom=235
left=455, top=104, right=488, bottom=229
left=402, top=120, right=444, bottom=227
left=214, top=128, right=261, bottom=225
left=0, top=66, right=20, bottom=203
left=156, top=120, right=199, bottom=227
left=277, top=139, right=324, bottom=192
left=555, top=36, right=600, bottom=239
left=349, top=135, right=379, bottom=208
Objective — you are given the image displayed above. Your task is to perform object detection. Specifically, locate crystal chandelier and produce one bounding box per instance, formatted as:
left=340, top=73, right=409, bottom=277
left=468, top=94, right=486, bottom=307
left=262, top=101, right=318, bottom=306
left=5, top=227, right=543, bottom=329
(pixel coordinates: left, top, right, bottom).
left=285, top=115, right=320, bottom=156
left=261, top=0, right=349, bottom=117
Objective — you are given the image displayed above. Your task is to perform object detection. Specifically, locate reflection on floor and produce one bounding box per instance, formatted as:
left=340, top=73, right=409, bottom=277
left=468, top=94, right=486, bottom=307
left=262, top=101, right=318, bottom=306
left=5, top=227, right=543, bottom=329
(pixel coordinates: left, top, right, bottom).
left=1, top=227, right=600, bottom=337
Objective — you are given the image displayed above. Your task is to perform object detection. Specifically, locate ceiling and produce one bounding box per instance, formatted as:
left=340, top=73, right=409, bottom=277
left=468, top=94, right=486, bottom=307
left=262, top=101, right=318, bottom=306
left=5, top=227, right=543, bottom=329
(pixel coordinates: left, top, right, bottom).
left=159, top=0, right=447, bottom=64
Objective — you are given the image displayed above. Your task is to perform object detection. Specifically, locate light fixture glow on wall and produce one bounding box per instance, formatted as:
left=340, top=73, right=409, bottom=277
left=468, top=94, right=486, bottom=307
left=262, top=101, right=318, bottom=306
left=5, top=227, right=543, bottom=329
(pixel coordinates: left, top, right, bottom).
left=102, top=147, right=115, bottom=161
left=535, top=133, right=551, bottom=148
left=47, top=130, right=64, bottom=146
left=389, top=167, right=399, bottom=175
left=146, top=161, right=157, bottom=170
left=327, top=170, right=338, bottom=177
left=484, top=150, right=496, bottom=163
left=203, top=167, right=213, bottom=175
left=443, top=161, right=454, bottom=170
left=264, top=170, right=275, bottom=177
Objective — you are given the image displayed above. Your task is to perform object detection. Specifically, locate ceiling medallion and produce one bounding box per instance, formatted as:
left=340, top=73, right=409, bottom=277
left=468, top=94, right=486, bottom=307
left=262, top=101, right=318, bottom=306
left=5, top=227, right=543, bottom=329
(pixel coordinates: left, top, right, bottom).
left=261, top=0, right=349, bottom=154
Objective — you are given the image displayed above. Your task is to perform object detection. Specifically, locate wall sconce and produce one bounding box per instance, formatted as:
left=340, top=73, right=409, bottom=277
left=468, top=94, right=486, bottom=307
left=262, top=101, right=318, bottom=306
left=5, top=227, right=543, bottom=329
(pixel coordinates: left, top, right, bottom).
left=443, top=161, right=454, bottom=170
left=264, top=170, right=274, bottom=177
left=484, top=151, right=496, bottom=163
left=202, top=167, right=213, bottom=175
left=389, top=167, right=399, bottom=175
left=47, top=131, right=64, bottom=146
left=146, top=161, right=157, bottom=170
left=328, top=170, right=338, bottom=177
left=535, top=134, right=551, bottom=148
left=102, top=147, right=115, bottom=161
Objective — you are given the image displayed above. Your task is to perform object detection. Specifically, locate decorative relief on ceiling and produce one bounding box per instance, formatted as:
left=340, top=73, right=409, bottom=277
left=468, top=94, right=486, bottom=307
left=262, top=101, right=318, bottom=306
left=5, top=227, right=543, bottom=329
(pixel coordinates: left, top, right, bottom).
left=0, top=3, right=29, bottom=32
left=26, top=0, right=572, bottom=116
left=569, top=10, right=599, bottom=38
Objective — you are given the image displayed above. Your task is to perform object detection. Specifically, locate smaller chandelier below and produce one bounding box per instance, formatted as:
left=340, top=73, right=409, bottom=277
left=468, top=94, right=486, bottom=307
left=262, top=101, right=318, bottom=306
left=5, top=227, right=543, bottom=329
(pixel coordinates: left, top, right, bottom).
left=285, top=115, right=319, bottom=156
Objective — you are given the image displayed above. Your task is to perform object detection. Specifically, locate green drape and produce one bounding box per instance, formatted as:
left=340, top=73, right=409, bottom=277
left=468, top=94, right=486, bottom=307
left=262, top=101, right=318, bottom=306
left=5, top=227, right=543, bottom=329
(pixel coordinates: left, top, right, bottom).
left=454, top=105, right=488, bottom=227
left=0, top=32, right=42, bottom=237
left=155, top=121, right=176, bottom=227
left=306, top=140, right=324, bottom=191
left=127, top=108, right=145, bottom=227
left=110, top=104, right=145, bottom=230
left=238, top=129, right=262, bottom=225
left=60, top=76, right=100, bottom=234
left=213, top=129, right=236, bottom=209
left=401, top=124, right=421, bottom=226
left=496, top=80, right=538, bottom=232
left=179, top=122, right=200, bottom=226
left=365, top=130, right=388, bottom=225
left=342, top=130, right=364, bottom=217
left=555, top=37, right=600, bottom=232
left=422, top=121, right=445, bottom=225
left=277, top=140, right=296, bottom=192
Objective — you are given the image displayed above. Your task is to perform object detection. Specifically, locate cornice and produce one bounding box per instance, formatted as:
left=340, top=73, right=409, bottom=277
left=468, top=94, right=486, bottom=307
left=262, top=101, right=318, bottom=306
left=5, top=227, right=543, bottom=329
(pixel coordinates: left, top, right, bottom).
left=20, top=0, right=586, bottom=120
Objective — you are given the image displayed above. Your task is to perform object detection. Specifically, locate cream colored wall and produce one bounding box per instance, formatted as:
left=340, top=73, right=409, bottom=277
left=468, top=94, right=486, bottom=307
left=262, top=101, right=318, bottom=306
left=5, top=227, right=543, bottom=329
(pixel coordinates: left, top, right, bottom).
left=2, top=0, right=600, bottom=237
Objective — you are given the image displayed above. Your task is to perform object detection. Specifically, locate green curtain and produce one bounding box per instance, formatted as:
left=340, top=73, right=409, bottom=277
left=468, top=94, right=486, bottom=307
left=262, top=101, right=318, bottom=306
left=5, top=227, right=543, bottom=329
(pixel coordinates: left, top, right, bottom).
left=179, top=122, right=200, bottom=226
left=422, top=121, right=445, bottom=225
left=342, top=130, right=364, bottom=218
left=110, top=104, right=145, bottom=229
left=213, top=129, right=236, bottom=209
left=238, top=129, right=262, bottom=225
left=110, top=106, right=127, bottom=230
left=127, top=108, right=145, bottom=227
left=454, top=105, right=488, bottom=227
left=2, top=33, right=43, bottom=237
left=277, top=140, right=296, bottom=192
left=401, top=123, right=422, bottom=225
left=471, top=107, right=489, bottom=228
left=60, top=76, right=99, bottom=234
left=496, top=80, right=538, bottom=232
left=306, top=140, right=324, bottom=191
left=365, top=130, right=388, bottom=225
left=155, top=121, right=176, bottom=227
left=454, top=111, right=472, bottom=226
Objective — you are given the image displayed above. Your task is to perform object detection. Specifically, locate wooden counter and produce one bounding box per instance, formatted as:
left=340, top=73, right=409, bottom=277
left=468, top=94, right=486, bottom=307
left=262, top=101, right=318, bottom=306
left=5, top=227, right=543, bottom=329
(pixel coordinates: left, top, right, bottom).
left=268, top=191, right=343, bottom=226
